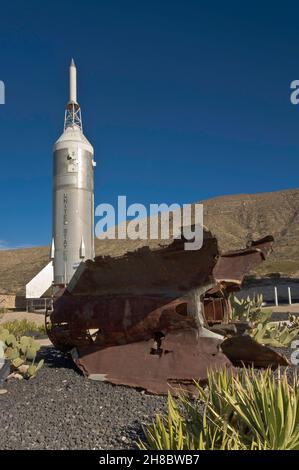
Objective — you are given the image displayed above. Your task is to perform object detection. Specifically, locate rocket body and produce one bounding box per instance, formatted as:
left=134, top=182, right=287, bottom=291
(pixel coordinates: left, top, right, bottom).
left=52, top=60, right=95, bottom=286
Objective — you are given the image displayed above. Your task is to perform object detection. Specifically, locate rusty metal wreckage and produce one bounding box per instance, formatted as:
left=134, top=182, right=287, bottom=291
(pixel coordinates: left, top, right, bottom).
left=46, top=229, right=288, bottom=396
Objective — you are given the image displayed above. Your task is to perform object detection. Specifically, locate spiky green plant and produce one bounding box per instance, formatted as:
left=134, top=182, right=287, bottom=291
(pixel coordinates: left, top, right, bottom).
left=230, top=294, right=299, bottom=347
left=218, top=368, right=299, bottom=449
left=231, top=294, right=265, bottom=322
left=138, top=392, right=244, bottom=450
left=139, top=368, right=299, bottom=450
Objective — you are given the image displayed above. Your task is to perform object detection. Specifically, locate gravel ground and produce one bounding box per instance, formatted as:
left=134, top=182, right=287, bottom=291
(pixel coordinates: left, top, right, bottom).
left=0, top=347, right=167, bottom=450
left=0, top=310, right=298, bottom=450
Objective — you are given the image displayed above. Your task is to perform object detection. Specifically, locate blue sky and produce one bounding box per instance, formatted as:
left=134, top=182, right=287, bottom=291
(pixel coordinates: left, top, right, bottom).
left=0, top=0, right=299, bottom=249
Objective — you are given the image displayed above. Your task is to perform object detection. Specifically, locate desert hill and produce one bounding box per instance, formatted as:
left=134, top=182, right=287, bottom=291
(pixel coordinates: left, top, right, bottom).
left=0, top=188, right=298, bottom=295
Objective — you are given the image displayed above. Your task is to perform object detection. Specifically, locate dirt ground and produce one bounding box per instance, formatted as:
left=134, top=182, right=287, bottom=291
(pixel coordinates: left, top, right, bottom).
left=0, top=310, right=45, bottom=325
left=270, top=303, right=299, bottom=314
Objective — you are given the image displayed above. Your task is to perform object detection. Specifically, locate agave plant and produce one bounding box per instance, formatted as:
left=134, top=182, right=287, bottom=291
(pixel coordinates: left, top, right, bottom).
left=139, top=368, right=299, bottom=450
left=231, top=294, right=265, bottom=322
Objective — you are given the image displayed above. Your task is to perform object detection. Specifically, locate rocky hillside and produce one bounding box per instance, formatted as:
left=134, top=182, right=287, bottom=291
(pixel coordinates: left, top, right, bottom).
left=0, top=188, right=298, bottom=295
left=202, top=188, right=299, bottom=277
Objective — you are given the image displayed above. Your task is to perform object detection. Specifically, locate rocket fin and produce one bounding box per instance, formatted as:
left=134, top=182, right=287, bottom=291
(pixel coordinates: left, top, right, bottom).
left=80, top=236, right=86, bottom=259
left=26, top=262, right=54, bottom=299
left=50, top=238, right=55, bottom=260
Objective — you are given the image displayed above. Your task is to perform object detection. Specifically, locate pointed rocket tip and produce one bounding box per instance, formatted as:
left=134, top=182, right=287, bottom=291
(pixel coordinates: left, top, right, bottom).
left=70, top=58, right=76, bottom=67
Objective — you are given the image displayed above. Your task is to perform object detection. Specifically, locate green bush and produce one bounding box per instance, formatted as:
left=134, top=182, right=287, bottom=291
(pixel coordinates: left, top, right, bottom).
left=0, top=319, right=46, bottom=338
left=139, top=368, right=299, bottom=450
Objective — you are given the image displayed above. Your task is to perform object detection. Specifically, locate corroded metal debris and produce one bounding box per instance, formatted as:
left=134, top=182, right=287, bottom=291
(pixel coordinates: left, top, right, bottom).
left=213, top=235, right=274, bottom=285
left=74, top=332, right=231, bottom=396
left=47, top=231, right=286, bottom=396
left=221, top=335, right=289, bottom=368
left=204, top=236, right=274, bottom=323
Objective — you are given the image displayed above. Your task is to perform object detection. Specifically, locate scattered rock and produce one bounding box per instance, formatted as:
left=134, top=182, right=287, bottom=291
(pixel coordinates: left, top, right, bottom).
left=7, top=372, right=23, bottom=380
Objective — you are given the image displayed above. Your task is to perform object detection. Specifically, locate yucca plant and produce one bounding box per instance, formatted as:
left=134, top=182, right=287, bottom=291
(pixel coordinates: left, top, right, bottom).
left=139, top=368, right=299, bottom=450
left=138, top=392, right=244, bottom=450
left=218, top=368, right=299, bottom=449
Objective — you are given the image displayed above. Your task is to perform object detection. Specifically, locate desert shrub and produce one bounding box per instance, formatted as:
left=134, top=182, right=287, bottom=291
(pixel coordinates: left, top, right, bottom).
left=1, top=319, right=46, bottom=338
left=139, top=367, right=299, bottom=450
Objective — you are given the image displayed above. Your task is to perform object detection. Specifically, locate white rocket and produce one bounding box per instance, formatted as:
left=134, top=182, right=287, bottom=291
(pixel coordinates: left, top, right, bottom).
left=26, top=60, right=95, bottom=298
left=52, top=59, right=96, bottom=286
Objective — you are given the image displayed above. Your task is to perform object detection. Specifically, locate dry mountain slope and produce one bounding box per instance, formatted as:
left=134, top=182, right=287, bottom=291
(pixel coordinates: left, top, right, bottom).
left=0, top=246, right=49, bottom=296
left=201, top=188, right=299, bottom=276
left=0, top=188, right=298, bottom=295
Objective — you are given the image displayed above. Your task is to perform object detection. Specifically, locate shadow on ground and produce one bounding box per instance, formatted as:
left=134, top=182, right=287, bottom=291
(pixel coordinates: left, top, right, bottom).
left=38, top=346, right=80, bottom=371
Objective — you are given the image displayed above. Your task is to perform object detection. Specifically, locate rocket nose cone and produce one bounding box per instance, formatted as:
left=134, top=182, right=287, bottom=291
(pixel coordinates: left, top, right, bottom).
left=70, top=58, right=76, bottom=67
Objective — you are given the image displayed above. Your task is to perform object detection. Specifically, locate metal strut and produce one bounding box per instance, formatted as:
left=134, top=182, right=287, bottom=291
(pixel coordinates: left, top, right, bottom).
left=64, top=102, right=83, bottom=131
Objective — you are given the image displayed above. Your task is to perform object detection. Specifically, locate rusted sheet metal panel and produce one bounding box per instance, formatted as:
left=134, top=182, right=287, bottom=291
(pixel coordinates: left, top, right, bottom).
left=74, top=331, right=233, bottom=396
left=49, top=296, right=197, bottom=350
left=67, top=231, right=219, bottom=297
left=221, top=335, right=289, bottom=367
left=213, top=236, right=274, bottom=284
left=202, top=236, right=274, bottom=323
